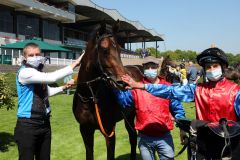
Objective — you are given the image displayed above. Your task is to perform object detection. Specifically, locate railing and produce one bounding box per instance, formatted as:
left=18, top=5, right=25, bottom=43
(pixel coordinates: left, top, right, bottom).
left=120, top=48, right=141, bottom=59
left=47, top=57, right=75, bottom=66
left=120, top=53, right=140, bottom=59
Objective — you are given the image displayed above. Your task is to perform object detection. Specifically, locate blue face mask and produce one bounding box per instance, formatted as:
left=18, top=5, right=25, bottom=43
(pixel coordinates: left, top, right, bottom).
left=144, top=69, right=158, bottom=78
left=205, top=68, right=222, bottom=81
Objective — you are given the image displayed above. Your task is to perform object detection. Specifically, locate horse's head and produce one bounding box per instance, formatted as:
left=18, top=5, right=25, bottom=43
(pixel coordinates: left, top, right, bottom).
left=81, top=21, right=127, bottom=89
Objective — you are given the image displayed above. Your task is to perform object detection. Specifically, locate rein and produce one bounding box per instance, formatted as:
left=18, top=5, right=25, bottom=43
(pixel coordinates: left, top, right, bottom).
left=76, top=33, right=121, bottom=138
left=76, top=76, right=115, bottom=138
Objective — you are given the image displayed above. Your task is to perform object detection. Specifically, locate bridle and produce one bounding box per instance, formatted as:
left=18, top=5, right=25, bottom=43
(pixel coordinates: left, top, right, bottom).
left=76, top=33, right=124, bottom=137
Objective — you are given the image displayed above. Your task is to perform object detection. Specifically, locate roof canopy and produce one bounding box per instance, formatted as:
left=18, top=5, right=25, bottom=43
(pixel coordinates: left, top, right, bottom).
left=71, top=0, right=164, bottom=43
left=0, top=39, right=70, bottom=52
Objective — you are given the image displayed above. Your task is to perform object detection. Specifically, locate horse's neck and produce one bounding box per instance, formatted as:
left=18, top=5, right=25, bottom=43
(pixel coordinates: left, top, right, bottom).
left=78, top=58, right=100, bottom=80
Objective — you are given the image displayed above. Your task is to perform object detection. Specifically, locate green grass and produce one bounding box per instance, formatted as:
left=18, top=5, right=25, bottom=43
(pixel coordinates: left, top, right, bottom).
left=0, top=95, right=195, bottom=160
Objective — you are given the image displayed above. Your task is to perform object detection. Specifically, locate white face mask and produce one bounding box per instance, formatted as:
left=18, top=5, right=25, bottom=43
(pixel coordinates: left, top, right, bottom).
left=26, top=56, right=45, bottom=68
left=206, top=67, right=222, bottom=81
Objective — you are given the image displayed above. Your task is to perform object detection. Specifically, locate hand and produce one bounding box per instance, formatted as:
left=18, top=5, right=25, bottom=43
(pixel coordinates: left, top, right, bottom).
left=121, top=74, right=144, bottom=89
left=75, top=50, right=85, bottom=66
left=180, top=129, right=188, bottom=145
left=63, top=79, right=75, bottom=90
left=70, top=51, right=85, bottom=69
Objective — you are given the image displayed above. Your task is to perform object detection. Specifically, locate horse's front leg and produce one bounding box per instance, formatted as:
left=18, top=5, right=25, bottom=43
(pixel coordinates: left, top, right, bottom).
left=105, top=132, right=116, bottom=160
left=80, top=125, right=95, bottom=160
left=124, top=111, right=137, bottom=160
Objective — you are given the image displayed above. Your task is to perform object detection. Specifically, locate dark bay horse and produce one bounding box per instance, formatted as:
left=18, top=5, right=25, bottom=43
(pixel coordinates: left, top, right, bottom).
left=72, top=23, right=138, bottom=160
left=225, top=63, right=240, bottom=83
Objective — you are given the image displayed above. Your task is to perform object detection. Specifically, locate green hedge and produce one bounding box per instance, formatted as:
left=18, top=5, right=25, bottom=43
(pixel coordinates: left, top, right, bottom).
left=4, top=73, right=17, bottom=97
left=0, top=74, right=15, bottom=110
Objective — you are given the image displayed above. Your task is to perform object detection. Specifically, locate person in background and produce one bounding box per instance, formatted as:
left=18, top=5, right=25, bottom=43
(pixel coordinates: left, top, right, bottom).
left=14, top=43, right=84, bottom=160
left=121, top=47, right=240, bottom=159
left=167, top=64, right=181, bottom=84
left=64, top=74, right=73, bottom=95
left=115, top=56, right=186, bottom=160
left=194, top=68, right=206, bottom=84
left=179, top=63, right=188, bottom=85
left=187, top=60, right=198, bottom=84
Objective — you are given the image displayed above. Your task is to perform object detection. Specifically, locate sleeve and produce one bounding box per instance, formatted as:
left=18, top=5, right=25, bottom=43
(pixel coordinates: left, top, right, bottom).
left=47, top=85, right=64, bottom=97
left=170, top=99, right=186, bottom=119
left=114, top=90, right=134, bottom=108
left=187, top=67, right=191, bottom=74
left=234, top=91, right=240, bottom=118
left=145, top=83, right=196, bottom=102
left=19, top=66, right=73, bottom=85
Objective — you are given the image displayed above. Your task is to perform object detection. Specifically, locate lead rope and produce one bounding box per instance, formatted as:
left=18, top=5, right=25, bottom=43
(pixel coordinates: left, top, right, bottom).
left=88, top=83, right=115, bottom=138
left=95, top=103, right=115, bottom=138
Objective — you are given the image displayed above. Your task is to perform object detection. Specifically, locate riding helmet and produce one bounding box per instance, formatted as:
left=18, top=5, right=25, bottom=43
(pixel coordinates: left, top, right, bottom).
left=197, top=47, right=229, bottom=67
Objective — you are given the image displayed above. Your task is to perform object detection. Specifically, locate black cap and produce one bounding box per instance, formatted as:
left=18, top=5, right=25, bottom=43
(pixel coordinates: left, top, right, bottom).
left=197, top=47, right=228, bottom=67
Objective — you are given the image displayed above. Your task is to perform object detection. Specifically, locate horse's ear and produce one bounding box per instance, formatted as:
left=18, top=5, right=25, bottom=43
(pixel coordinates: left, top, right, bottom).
left=112, top=19, right=120, bottom=33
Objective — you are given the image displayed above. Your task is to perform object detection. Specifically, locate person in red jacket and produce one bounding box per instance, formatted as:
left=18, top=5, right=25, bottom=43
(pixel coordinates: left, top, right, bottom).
left=115, top=56, right=186, bottom=160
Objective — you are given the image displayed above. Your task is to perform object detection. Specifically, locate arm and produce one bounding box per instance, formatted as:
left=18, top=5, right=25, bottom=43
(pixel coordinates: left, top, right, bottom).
left=234, top=91, right=240, bottom=118
left=170, top=99, right=185, bottom=119
left=19, top=52, right=85, bottom=85
left=114, top=90, right=134, bottom=108
left=19, top=66, right=73, bottom=84
left=194, top=75, right=201, bottom=84
left=47, top=86, right=63, bottom=96
left=121, top=74, right=196, bottom=102
left=145, top=83, right=196, bottom=102
left=48, top=79, right=75, bottom=96
left=170, top=99, right=188, bottom=145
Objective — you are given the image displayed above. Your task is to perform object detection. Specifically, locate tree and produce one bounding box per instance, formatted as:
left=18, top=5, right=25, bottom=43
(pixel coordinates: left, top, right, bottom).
left=0, top=74, right=15, bottom=110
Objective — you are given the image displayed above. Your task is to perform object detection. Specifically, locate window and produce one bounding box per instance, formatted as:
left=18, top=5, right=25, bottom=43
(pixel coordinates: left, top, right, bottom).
left=17, top=15, right=39, bottom=37
left=0, top=7, right=13, bottom=33
left=43, top=20, right=60, bottom=40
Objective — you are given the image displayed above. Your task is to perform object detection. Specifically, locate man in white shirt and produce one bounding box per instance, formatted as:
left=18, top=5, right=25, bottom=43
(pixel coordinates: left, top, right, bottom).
left=14, top=43, right=83, bottom=160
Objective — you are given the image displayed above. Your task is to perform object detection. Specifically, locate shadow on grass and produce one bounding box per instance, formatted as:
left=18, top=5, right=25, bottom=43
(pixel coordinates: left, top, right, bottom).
left=0, top=132, right=16, bottom=152
left=116, top=153, right=142, bottom=160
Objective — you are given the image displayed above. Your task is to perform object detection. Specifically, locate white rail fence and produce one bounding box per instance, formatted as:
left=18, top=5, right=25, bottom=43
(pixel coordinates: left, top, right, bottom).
left=0, top=48, right=141, bottom=66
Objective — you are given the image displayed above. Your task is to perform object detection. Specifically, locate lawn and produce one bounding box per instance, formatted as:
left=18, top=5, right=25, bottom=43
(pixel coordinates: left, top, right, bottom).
left=0, top=94, right=195, bottom=160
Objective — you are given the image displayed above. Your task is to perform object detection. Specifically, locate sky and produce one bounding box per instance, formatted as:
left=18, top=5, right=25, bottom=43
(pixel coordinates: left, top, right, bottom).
left=92, top=0, right=240, bottom=54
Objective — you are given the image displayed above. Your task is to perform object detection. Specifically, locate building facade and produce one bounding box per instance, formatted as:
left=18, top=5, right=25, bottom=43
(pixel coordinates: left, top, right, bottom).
left=0, top=0, right=163, bottom=65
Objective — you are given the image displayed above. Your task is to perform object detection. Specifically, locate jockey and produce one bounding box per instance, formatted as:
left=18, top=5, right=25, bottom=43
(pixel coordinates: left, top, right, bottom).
left=122, top=47, right=240, bottom=122
left=114, top=56, right=186, bottom=160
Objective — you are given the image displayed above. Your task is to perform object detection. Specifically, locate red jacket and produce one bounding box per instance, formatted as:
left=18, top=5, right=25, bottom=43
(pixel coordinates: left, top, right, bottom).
left=131, top=77, right=174, bottom=137
left=195, top=78, right=240, bottom=122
